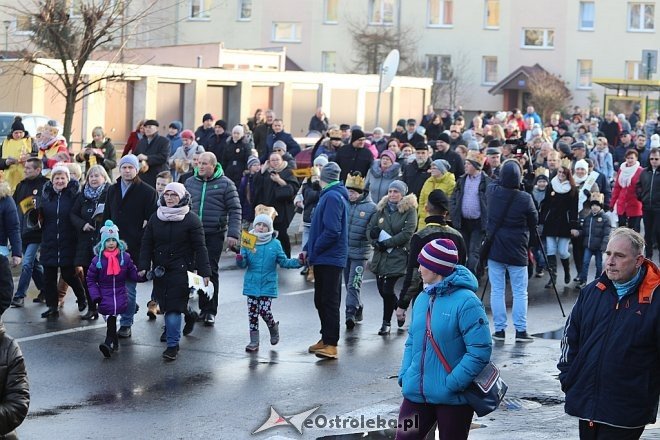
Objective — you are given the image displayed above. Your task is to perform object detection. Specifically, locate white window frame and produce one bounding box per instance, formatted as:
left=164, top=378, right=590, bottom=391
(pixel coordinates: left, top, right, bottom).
left=578, top=1, right=595, bottom=30
left=482, top=56, right=497, bottom=85
left=321, top=51, right=337, bottom=72
left=324, top=0, right=339, bottom=24
left=271, top=22, right=302, bottom=43
left=237, top=0, right=252, bottom=21
left=14, top=16, right=35, bottom=36
left=625, top=60, right=641, bottom=80
left=577, top=59, right=593, bottom=89
left=627, top=2, right=655, bottom=32
left=368, top=0, right=395, bottom=26
left=484, top=0, right=500, bottom=29
left=427, top=0, right=453, bottom=28
left=425, top=55, right=452, bottom=83
left=189, top=0, right=211, bottom=20
left=521, top=28, right=555, bottom=49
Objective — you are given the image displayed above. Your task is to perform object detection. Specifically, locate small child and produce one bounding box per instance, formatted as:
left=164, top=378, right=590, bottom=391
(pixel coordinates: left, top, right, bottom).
left=531, top=172, right=549, bottom=277
left=576, top=193, right=611, bottom=288
left=236, top=213, right=303, bottom=352
left=87, top=220, right=138, bottom=358
left=155, top=171, right=173, bottom=197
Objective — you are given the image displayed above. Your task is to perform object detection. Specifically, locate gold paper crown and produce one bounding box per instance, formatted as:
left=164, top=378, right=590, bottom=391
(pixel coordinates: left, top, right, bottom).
left=534, top=166, right=549, bottom=177
left=327, top=129, right=342, bottom=139
left=590, top=192, right=604, bottom=205
left=466, top=150, right=485, bottom=167
left=254, top=204, right=278, bottom=220
left=345, top=173, right=366, bottom=191
left=560, top=158, right=572, bottom=169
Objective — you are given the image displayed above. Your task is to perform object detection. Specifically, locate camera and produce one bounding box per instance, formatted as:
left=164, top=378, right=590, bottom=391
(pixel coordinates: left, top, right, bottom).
left=146, top=266, right=166, bottom=280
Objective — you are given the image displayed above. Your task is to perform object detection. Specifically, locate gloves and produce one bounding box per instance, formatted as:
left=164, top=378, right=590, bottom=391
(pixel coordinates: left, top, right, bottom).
left=235, top=254, right=244, bottom=263
left=370, top=227, right=382, bottom=240
left=298, top=252, right=306, bottom=265
left=375, top=242, right=388, bottom=252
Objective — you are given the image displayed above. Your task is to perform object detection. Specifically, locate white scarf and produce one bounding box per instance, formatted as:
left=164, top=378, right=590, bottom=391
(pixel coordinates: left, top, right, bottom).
left=576, top=171, right=599, bottom=211
left=550, top=176, right=572, bottom=194
left=617, top=161, right=640, bottom=188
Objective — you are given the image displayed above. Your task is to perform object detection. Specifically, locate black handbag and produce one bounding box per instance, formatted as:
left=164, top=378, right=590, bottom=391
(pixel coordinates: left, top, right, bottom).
left=479, top=191, right=516, bottom=262
left=425, top=298, right=507, bottom=417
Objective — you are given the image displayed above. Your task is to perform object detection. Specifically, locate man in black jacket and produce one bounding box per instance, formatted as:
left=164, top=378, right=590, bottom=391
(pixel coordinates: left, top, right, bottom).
left=558, top=227, right=660, bottom=439
left=432, top=133, right=464, bottom=177
left=402, top=144, right=432, bottom=199
left=206, top=120, right=229, bottom=161
left=134, top=119, right=170, bottom=188
left=103, top=154, right=158, bottom=338
left=253, top=110, right=275, bottom=159
left=638, top=148, right=660, bottom=260
left=335, top=130, right=374, bottom=182
left=194, top=113, right=215, bottom=148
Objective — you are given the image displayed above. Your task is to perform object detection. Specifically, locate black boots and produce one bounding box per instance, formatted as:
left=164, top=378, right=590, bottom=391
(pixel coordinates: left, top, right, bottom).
left=561, top=258, right=571, bottom=284
left=545, top=255, right=557, bottom=289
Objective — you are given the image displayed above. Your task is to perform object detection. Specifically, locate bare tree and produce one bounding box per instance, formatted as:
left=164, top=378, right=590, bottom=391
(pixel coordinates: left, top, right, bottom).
left=426, top=52, right=472, bottom=110
left=527, top=71, right=572, bottom=123
left=3, top=0, right=157, bottom=143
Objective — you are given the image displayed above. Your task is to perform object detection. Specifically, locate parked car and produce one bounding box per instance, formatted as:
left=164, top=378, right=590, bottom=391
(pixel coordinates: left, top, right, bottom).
left=0, top=112, right=51, bottom=142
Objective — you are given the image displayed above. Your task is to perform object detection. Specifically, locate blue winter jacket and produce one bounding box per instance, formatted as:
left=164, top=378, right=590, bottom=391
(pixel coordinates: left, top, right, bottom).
left=398, top=265, right=492, bottom=405
left=305, top=182, right=349, bottom=267
left=237, top=235, right=302, bottom=298
left=0, top=194, right=21, bottom=257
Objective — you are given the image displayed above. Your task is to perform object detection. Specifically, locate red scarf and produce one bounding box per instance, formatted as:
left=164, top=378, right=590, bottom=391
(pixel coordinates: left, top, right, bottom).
left=103, top=249, right=120, bottom=276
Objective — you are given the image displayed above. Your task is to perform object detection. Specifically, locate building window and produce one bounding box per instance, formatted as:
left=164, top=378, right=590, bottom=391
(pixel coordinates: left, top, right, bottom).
left=579, top=1, right=595, bottom=30
left=190, top=0, right=211, bottom=19
left=625, top=60, right=641, bottom=80
left=428, top=0, right=453, bottom=27
left=272, top=22, right=301, bottom=42
left=425, top=55, right=452, bottom=83
left=14, top=16, right=34, bottom=35
left=68, top=0, right=84, bottom=16
left=484, top=0, right=499, bottom=29
left=369, top=0, right=395, bottom=25
left=324, top=0, right=339, bottom=23
left=522, top=28, right=555, bottom=49
left=628, top=3, right=655, bottom=31
left=577, top=59, right=593, bottom=89
left=238, top=0, right=252, bottom=20
left=483, top=56, right=497, bottom=85
left=322, top=51, right=336, bottom=72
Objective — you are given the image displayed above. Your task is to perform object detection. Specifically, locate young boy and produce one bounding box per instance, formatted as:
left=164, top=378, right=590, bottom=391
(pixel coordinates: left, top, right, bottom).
left=576, top=193, right=611, bottom=289
left=532, top=170, right=549, bottom=277
left=155, top=171, right=172, bottom=197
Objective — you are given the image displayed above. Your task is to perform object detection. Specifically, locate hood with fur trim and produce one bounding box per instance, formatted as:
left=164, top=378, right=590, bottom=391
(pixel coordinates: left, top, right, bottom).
left=376, top=193, right=418, bottom=213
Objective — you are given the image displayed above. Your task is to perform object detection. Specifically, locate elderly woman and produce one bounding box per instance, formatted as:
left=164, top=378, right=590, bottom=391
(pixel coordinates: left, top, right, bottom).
left=37, top=123, right=69, bottom=172
left=138, top=182, right=210, bottom=361
left=396, top=239, right=491, bottom=440
left=417, top=159, right=455, bottom=229
left=75, top=126, right=117, bottom=176
left=365, top=150, right=401, bottom=203
left=222, top=125, right=254, bottom=187
left=168, top=130, right=204, bottom=182
left=38, top=165, right=87, bottom=318
left=70, top=165, right=111, bottom=320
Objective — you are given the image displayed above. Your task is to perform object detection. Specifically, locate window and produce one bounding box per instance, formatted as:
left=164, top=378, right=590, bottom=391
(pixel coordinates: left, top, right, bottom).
left=522, top=28, right=555, bottom=49
left=577, top=59, right=593, bottom=89
left=483, top=56, right=497, bottom=85
left=625, top=60, right=641, bottom=80
left=369, top=0, right=395, bottom=25
left=68, top=0, right=84, bottom=16
left=14, top=16, right=34, bottom=35
left=238, top=0, right=252, bottom=20
left=579, top=1, right=595, bottom=30
left=190, top=0, right=211, bottom=19
left=425, top=55, right=452, bottom=83
left=484, top=0, right=500, bottom=29
left=322, top=51, right=337, bottom=72
left=628, top=3, right=654, bottom=31
left=324, top=0, right=339, bottom=23
left=428, top=0, right=453, bottom=27
left=272, top=22, right=301, bottom=42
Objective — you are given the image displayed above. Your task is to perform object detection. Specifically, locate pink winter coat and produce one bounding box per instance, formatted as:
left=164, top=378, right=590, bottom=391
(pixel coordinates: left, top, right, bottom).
left=610, top=167, right=643, bottom=217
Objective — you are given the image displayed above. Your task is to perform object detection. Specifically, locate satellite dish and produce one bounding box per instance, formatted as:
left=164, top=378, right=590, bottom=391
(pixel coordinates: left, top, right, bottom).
left=380, top=49, right=400, bottom=92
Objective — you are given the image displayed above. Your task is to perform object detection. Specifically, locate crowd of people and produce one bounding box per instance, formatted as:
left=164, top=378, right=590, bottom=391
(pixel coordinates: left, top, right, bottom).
left=0, top=104, right=658, bottom=439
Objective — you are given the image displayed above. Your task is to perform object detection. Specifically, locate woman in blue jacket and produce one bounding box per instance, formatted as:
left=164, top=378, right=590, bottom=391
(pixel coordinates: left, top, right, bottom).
left=236, top=213, right=303, bottom=353
left=397, top=239, right=492, bottom=440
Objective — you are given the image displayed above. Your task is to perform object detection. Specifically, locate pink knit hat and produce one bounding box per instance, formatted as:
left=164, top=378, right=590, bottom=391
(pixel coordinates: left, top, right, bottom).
left=417, top=239, right=459, bottom=277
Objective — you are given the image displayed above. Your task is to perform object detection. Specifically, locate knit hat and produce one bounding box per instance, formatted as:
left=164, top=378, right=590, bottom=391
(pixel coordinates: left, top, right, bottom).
left=168, top=121, right=182, bottom=131
left=320, top=162, right=341, bottom=183
left=432, top=159, right=450, bottom=173
left=417, top=238, right=459, bottom=277
left=273, top=140, right=287, bottom=152
left=164, top=182, right=186, bottom=199
left=437, top=132, right=451, bottom=144
left=574, top=159, right=589, bottom=171
left=119, top=154, right=139, bottom=170
left=232, top=125, right=245, bottom=137
left=388, top=180, right=408, bottom=195
left=203, top=113, right=214, bottom=122
left=557, top=142, right=572, bottom=157
left=534, top=174, right=549, bottom=184
left=253, top=213, right=273, bottom=232
left=247, top=156, right=260, bottom=169
left=380, top=150, right=396, bottom=164
left=215, top=120, right=227, bottom=130
left=427, top=189, right=449, bottom=212
left=143, top=119, right=159, bottom=127
left=345, top=172, right=366, bottom=193
left=11, top=117, right=25, bottom=133
left=51, top=164, right=70, bottom=179
left=181, top=129, right=194, bottom=140
left=466, top=150, right=485, bottom=170
left=99, top=219, right=121, bottom=251
left=467, top=140, right=481, bottom=151
left=396, top=119, right=406, bottom=128
left=350, top=129, right=366, bottom=144
left=488, top=139, right=502, bottom=150
left=314, top=154, right=329, bottom=167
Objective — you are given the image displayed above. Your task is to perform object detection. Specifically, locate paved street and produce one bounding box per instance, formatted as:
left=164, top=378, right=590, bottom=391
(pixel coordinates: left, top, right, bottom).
left=4, top=245, right=660, bottom=439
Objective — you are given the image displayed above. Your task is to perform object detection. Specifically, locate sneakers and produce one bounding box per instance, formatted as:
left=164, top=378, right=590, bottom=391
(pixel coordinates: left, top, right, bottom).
left=10, top=297, right=24, bottom=308
left=378, top=322, right=391, bottom=335
left=575, top=280, right=586, bottom=290
left=204, top=314, right=215, bottom=326
left=99, top=343, right=113, bottom=358
left=162, top=345, right=179, bottom=361
left=315, top=345, right=338, bottom=359
left=308, top=339, right=326, bottom=353
left=535, top=269, right=545, bottom=278
left=492, top=330, right=505, bottom=341
left=515, top=331, right=534, bottom=343
left=117, top=326, right=132, bottom=338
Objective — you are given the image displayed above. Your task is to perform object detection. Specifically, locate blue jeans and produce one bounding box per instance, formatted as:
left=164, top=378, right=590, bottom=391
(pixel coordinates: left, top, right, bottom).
left=545, top=236, right=570, bottom=259
left=14, top=243, right=44, bottom=298
left=531, top=246, right=546, bottom=270
left=119, top=279, right=137, bottom=328
left=343, top=258, right=366, bottom=318
left=164, top=311, right=182, bottom=348
left=302, top=224, right=310, bottom=250
left=579, top=248, right=603, bottom=282
left=488, top=260, right=529, bottom=332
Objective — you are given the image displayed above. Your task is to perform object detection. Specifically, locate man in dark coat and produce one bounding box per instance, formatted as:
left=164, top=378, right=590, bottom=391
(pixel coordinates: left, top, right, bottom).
left=262, top=119, right=301, bottom=162
left=432, top=133, right=464, bottom=177
left=206, top=120, right=230, bottom=161
left=184, top=152, right=241, bottom=326
left=402, top=119, right=424, bottom=147
left=599, top=111, right=621, bottom=152
left=637, top=148, right=660, bottom=260
left=335, top=129, right=374, bottom=182
left=134, top=119, right=170, bottom=188
left=194, top=113, right=216, bottom=148
left=103, top=154, right=158, bottom=338
left=253, top=110, right=275, bottom=160
left=308, top=107, right=329, bottom=134
left=402, top=144, right=432, bottom=199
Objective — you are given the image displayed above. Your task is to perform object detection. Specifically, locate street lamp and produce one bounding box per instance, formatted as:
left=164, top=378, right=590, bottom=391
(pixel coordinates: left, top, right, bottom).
left=3, top=20, right=11, bottom=53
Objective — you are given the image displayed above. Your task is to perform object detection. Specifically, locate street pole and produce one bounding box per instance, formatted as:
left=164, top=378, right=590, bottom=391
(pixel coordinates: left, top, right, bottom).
left=3, top=20, right=10, bottom=53
left=375, top=62, right=384, bottom=129
left=648, top=51, right=652, bottom=80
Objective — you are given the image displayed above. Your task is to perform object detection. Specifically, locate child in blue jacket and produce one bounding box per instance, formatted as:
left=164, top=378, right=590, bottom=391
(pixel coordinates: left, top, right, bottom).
left=236, top=213, right=303, bottom=352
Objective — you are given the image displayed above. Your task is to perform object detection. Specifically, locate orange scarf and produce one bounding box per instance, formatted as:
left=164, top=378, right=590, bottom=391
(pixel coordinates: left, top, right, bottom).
left=103, top=249, right=120, bottom=276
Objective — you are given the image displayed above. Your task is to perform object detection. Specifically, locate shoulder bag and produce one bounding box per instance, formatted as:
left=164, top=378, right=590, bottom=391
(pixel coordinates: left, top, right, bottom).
left=479, top=191, right=516, bottom=262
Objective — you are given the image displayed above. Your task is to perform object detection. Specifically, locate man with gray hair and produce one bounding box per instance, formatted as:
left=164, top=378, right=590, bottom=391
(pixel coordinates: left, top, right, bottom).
left=558, top=227, right=660, bottom=439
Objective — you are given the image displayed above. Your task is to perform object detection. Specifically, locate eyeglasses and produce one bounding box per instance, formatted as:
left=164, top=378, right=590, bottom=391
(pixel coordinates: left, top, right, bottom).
left=163, top=192, right=179, bottom=198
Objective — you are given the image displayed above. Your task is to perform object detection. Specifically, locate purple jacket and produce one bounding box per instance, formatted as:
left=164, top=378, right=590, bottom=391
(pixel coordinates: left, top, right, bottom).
left=87, top=252, right=138, bottom=316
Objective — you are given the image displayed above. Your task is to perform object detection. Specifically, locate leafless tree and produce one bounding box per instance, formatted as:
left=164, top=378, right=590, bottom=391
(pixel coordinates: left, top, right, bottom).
left=527, top=71, right=572, bottom=123
left=427, top=52, right=472, bottom=110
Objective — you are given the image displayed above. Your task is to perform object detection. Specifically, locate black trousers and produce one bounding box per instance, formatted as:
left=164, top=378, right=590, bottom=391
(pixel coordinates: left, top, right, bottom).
left=571, top=236, right=584, bottom=275
left=199, top=232, right=223, bottom=316
left=578, top=420, right=644, bottom=440
left=313, top=264, right=343, bottom=346
left=642, top=209, right=660, bottom=260
left=44, top=265, right=85, bottom=309
left=618, top=215, right=642, bottom=233
left=274, top=222, right=291, bottom=258
left=377, top=275, right=401, bottom=323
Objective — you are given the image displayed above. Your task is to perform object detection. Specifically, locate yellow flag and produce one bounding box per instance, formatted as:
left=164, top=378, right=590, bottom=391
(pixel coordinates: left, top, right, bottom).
left=241, top=230, right=257, bottom=251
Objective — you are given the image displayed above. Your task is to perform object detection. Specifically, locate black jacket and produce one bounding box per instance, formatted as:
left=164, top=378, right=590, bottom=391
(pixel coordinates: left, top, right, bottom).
left=580, top=211, right=611, bottom=252
left=426, top=123, right=442, bottom=141
left=301, top=179, right=321, bottom=224
left=637, top=166, right=660, bottom=211
left=13, top=175, right=49, bottom=244
left=206, top=132, right=230, bottom=163
left=401, top=132, right=424, bottom=147
left=75, top=139, right=117, bottom=175
left=70, top=184, right=109, bottom=267
left=253, top=123, right=273, bottom=160
left=539, top=185, right=579, bottom=238
left=432, top=149, right=464, bottom=177
left=402, top=159, right=431, bottom=199
left=221, top=137, right=253, bottom=187
left=336, top=145, right=374, bottom=182
left=103, top=177, right=158, bottom=264
left=308, top=116, right=328, bottom=133
left=558, top=260, right=660, bottom=428
left=194, top=126, right=216, bottom=149
left=38, top=181, right=80, bottom=267
left=134, top=134, right=170, bottom=188
left=450, top=172, right=491, bottom=230
left=0, top=323, right=29, bottom=437
left=253, top=167, right=300, bottom=229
